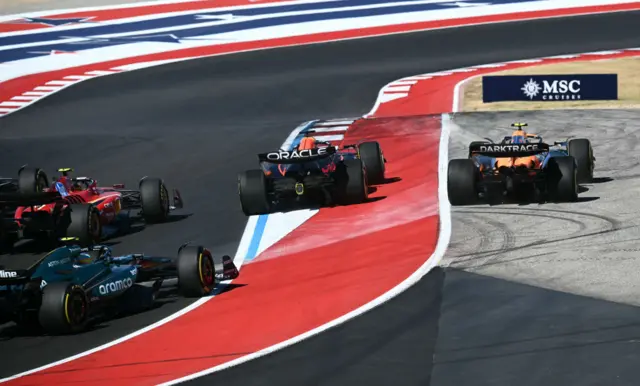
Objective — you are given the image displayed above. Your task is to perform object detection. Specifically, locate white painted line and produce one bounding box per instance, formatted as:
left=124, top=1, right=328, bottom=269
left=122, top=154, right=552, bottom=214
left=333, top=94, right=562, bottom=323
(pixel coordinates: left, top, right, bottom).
left=0, top=101, right=28, bottom=107
left=63, top=75, right=93, bottom=80
left=157, top=112, right=453, bottom=385
left=84, top=70, right=117, bottom=76
left=23, top=91, right=49, bottom=96
left=472, top=63, right=506, bottom=68
left=0, top=117, right=323, bottom=382
left=391, top=80, right=418, bottom=85
left=310, top=126, right=349, bottom=133
left=11, top=96, right=39, bottom=101
left=452, top=75, right=478, bottom=113
left=314, top=120, right=355, bottom=126
left=33, top=86, right=60, bottom=91
left=45, top=80, right=76, bottom=86
left=449, top=68, right=476, bottom=73
left=314, top=134, right=345, bottom=142
left=543, top=54, right=580, bottom=59
left=385, top=85, right=411, bottom=92
left=0, top=108, right=15, bottom=113
left=428, top=71, right=454, bottom=76
left=582, top=50, right=623, bottom=55
left=506, top=59, right=544, bottom=63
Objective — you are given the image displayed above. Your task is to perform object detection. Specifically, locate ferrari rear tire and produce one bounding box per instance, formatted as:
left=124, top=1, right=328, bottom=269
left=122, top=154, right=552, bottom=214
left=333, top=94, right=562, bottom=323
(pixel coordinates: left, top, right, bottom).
left=567, top=138, right=593, bottom=183
left=546, top=156, right=578, bottom=202
left=67, top=204, right=101, bottom=246
left=238, top=170, right=271, bottom=216
left=447, top=159, right=478, bottom=206
left=17, top=167, right=49, bottom=195
left=39, top=282, right=89, bottom=335
left=140, top=177, right=170, bottom=223
left=177, top=245, right=216, bottom=297
left=358, top=141, right=385, bottom=185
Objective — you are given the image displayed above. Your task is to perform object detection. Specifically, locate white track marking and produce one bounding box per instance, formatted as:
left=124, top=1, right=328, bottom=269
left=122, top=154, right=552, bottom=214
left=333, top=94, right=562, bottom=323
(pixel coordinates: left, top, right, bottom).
left=158, top=114, right=453, bottom=385
left=0, top=4, right=637, bottom=382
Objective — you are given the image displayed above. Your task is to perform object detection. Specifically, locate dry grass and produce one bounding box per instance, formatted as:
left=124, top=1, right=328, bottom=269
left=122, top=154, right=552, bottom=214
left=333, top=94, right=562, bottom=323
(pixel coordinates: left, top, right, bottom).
left=461, top=57, right=640, bottom=112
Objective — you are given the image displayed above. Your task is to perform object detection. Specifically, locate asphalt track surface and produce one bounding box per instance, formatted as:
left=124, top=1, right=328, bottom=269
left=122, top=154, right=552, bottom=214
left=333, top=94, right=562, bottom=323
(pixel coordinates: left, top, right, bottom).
left=1, top=10, right=640, bottom=385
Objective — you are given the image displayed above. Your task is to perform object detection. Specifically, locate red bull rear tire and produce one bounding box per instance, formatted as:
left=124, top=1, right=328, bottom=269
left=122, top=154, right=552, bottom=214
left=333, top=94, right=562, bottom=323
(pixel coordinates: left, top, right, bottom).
left=358, top=141, right=385, bottom=185
left=238, top=170, right=271, bottom=216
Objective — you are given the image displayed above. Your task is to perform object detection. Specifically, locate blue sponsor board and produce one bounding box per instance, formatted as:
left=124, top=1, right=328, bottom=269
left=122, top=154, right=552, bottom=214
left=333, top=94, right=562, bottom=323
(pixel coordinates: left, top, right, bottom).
left=482, top=74, right=618, bottom=102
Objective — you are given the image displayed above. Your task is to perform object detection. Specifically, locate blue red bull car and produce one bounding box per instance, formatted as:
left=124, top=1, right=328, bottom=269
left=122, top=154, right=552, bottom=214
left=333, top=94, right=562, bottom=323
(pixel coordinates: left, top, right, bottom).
left=0, top=241, right=238, bottom=334
left=237, top=135, right=386, bottom=215
left=0, top=166, right=183, bottom=249
left=448, top=122, right=595, bottom=205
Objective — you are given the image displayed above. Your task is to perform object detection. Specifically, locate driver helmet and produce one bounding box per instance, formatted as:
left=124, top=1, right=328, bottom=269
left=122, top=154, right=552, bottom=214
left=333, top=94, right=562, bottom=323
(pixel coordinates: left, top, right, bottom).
left=298, top=137, right=317, bottom=150
left=511, top=129, right=527, bottom=144
left=76, top=252, right=94, bottom=265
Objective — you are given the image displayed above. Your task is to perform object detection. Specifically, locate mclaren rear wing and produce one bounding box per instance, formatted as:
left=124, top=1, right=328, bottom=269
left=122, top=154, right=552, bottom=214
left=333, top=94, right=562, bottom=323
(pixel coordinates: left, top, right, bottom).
left=257, top=146, right=337, bottom=164
left=468, top=143, right=550, bottom=158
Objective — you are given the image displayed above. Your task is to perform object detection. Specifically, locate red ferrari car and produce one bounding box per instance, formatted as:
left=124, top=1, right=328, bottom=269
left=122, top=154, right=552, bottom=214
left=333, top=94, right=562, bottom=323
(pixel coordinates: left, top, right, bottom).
left=0, top=167, right=183, bottom=248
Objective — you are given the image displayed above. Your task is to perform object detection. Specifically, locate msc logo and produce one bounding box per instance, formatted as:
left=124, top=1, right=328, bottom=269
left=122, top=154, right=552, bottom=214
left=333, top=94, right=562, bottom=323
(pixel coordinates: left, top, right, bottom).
left=521, top=78, right=581, bottom=100
left=479, top=144, right=539, bottom=152
left=98, top=278, right=133, bottom=295
left=0, top=270, right=17, bottom=278
left=266, top=147, right=327, bottom=160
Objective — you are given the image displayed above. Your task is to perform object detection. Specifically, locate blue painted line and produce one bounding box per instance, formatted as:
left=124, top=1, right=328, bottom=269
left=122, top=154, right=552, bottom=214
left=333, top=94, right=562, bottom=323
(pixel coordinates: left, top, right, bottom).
left=1, top=0, right=541, bottom=63
left=245, top=214, right=268, bottom=261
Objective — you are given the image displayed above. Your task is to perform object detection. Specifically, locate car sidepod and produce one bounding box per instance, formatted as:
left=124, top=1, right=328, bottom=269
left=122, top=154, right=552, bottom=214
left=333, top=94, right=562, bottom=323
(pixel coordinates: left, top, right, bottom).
left=89, top=264, right=138, bottom=300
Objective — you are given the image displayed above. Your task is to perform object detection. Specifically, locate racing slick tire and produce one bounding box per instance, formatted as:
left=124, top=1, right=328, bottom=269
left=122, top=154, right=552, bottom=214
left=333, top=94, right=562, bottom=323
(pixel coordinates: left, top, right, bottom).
left=176, top=245, right=216, bottom=297
left=38, top=282, right=89, bottom=335
left=238, top=170, right=271, bottom=215
left=358, top=141, right=385, bottom=185
left=67, top=204, right=102, bottom=246
left=567, top=138, right=594, bottom=183
left=546, top=156, right=578, bottom=202
left=17, top=167, right=49, bottom=194
left=336, top=159, right=368, bottom=205
left=140, top=177, right=170, bottom=223
left=447, top=159, right=478, bottom=206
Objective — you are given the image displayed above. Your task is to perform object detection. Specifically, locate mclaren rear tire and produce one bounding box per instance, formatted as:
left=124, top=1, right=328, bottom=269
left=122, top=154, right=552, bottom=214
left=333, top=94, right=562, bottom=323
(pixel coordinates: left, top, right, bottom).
left=546, top=156, right=578, bottom=202
left=447, top=159, right=479, bottom=206
left=567, top=138, right=594, bottom=183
